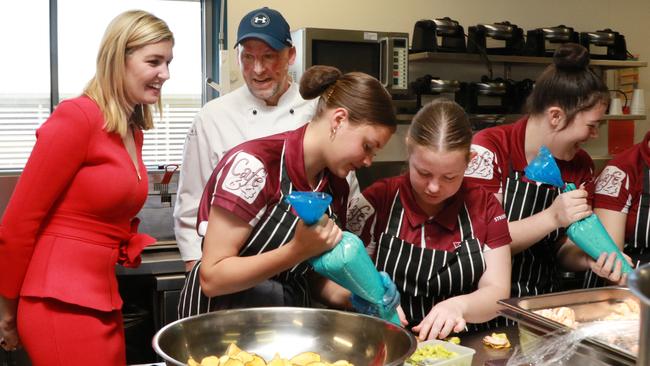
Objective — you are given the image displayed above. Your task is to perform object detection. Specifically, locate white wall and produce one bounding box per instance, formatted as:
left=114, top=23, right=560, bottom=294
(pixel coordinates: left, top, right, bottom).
left=226, top=0, right=650, bottom=143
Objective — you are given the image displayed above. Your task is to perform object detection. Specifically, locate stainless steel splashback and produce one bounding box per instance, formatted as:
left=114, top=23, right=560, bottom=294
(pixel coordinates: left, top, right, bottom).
left=0, top=170, right=178, bottom=242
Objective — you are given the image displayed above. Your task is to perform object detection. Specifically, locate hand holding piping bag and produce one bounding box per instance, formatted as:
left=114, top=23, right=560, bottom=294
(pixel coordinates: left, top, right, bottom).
left=285, top=192, right=402, bottom=325
left=525, top=146, right=633, bottom=274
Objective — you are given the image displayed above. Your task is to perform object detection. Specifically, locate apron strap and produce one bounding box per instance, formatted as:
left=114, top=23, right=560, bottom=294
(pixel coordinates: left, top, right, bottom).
left=634, top=165, right=650, bottom=247
left=457, top=204, right=474, bottom=241
left=385, top=189, right=404, bottom=235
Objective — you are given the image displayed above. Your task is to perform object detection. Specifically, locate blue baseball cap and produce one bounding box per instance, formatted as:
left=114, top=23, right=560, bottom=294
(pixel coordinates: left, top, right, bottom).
left=236, top=7, right=292, bottom=51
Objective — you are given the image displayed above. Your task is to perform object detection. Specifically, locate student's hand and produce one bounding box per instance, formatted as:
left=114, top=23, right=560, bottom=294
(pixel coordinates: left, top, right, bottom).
left=292, top=214, right=342, bottom=259
left=350, top=272, right=401, bottom=317
left=412, top=299, right=466, bottom=341
left=588, top=252, right=633, bottom=286
left=549, top=188, right=591, bottom=228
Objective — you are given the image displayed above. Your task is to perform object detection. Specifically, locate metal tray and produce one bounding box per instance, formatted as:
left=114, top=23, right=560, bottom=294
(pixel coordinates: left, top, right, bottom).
left=498, top=287, right=639, bottom=365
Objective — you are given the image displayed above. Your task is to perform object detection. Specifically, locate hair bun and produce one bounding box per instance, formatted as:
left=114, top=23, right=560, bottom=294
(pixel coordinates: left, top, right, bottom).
left=299, top=65, right=343, bottom=100
left=553, top=43, right=590, bottom=71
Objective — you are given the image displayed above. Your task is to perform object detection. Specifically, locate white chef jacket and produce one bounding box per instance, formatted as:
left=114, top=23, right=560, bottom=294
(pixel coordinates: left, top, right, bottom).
left=173, top=82, right=317, bottom=261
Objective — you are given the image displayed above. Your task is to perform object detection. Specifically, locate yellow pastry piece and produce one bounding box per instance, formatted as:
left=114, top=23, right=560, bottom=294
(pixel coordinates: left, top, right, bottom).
left=331, top=361, right=353, bottom=366
left=445, top=336, right=461, bottom=345
left=233, top=350, right=254, bottom=363
left=226, top=343, right=244, bottom=357
left=245, top=355, right=266, bottom=366
left=290, top=352, right=321, bottom=366
left=187, top=343, right=354, bottom=366
left=200, top=355, right=221, bottom=366
left=267, top=354, right=285, bottom=366
left=482, top=333, right=511, bottom=349
left=222, top=358, right=245, bottom=366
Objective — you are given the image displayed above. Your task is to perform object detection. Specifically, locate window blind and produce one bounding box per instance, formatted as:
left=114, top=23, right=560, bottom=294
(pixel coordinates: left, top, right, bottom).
left=0, top=97, right=50, bottom=169
left=0, top=95, right=200, bottom=170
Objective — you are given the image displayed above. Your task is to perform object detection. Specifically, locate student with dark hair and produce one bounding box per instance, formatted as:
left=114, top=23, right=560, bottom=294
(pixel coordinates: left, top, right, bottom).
left=347, top=99, right=512, bottom=340
left=465, top=43, right=609, bottom=305
left=178, top=65, right=397, bottom=317
left=571, top=131, right=650, bottom=288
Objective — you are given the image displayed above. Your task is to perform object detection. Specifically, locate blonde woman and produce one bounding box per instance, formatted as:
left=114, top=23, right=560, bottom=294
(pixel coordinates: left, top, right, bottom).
left=0, top=10, right=173, bottom=365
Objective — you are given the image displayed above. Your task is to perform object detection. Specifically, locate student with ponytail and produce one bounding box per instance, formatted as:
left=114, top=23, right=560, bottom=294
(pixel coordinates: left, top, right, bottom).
left=178, top=66, right=398, bottom=317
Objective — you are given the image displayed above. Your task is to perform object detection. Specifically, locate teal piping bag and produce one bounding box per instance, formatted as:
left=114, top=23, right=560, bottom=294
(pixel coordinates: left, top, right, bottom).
left=525, top=147, right=633, bottom=274
left=563, top=184, right=633, bottom=274
left=285, top=191, right=401, bottom=325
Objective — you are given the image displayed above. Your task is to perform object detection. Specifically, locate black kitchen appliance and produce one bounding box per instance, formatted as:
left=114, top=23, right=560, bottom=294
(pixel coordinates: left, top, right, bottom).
left=457, top=76, right=515, bottom=114
left=524, top=25, right=580, bottom=57
left=411, top=17, right=466, bottom=53
left=467, top=21, right=525, bottom=55
left=290, top=28, right=409, bottom=95
left=579, top=28, right=628, bottom=60
left=410, top=74, right=461, bottom=109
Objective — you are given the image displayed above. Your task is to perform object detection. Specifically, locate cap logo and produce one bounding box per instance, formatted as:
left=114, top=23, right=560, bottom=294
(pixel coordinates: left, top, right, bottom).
left=251, top=13, right=270, bottom=27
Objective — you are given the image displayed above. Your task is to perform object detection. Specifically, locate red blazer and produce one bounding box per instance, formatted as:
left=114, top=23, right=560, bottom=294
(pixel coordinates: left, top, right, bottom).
left=0, top=96, right=154, bottom=311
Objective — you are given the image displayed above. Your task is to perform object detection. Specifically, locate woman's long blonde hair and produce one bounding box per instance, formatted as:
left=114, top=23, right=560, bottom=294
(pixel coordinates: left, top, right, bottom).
left=84, top=10, right=174, bottom=137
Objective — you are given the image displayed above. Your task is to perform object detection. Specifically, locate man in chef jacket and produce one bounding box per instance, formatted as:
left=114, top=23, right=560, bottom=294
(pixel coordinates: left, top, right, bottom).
left=174, top=7, right=317, bottom=271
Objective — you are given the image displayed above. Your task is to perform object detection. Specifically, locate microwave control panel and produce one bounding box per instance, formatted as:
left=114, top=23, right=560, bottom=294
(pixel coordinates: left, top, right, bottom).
left=391, top=38, right=408, bottom=90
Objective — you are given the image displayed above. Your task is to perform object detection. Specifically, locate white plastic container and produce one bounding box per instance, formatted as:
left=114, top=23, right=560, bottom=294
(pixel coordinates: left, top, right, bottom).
left=405, top=339, right=476, bottom=366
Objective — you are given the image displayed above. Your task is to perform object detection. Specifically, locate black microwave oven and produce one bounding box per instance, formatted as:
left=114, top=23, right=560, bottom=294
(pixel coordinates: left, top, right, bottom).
left=289, top=27, right=409, bottom=95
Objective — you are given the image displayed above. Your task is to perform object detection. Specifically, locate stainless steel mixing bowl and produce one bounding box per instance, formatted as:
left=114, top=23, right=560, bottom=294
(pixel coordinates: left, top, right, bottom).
left=153, top=307, right=417, bottom=366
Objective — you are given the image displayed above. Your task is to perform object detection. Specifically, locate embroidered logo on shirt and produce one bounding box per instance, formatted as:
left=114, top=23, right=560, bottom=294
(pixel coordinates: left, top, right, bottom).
left=493, top=213, right=507, bottom=223
left=595, top=165, right=626, bottom=198
left=222, top=152, right=267, bottom=204
left=465, top=144, right=494, bottom=180
left=347, top=195, right=375, bottom=235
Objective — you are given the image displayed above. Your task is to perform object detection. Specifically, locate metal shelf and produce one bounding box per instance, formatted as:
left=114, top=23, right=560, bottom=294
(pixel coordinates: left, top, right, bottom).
left=409, top=52, right=648, bottom=68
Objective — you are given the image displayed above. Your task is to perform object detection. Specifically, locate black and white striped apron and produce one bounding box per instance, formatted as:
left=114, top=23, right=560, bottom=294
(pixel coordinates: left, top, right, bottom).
left=374, top=190, right=488, bottom=330
left=584, top=165, right=650, bottom=287
left=504, top=168, right=563, bottom=299
left=177, top=150, right=337, bottom=318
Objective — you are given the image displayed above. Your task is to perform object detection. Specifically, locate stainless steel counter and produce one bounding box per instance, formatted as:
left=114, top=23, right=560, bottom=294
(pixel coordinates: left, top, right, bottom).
left=116, top=244, right=185, bottom=276
left=457, top=326, right=518, bottom=366
left=464, top=323, right=636, bottom=365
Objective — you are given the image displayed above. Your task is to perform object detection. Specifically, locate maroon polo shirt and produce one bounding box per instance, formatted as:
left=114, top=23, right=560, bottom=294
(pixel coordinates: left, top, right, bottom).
left=594, top=130, right=650, bottom=241
left=197, top=124, right=348, bottom=232
left=347, top=174, right=511, bottom=258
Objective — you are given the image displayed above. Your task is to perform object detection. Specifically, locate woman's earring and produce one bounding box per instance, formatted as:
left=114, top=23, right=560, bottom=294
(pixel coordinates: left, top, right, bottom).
left=329, top=126, right=339, bottom=140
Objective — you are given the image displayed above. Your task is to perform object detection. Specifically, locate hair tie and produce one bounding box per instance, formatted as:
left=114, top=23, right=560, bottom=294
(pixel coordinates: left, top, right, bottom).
left=325, top=85, right=336, bottom=102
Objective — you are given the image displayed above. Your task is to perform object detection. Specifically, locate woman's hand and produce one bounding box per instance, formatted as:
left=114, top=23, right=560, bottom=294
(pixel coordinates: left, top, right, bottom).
left=588, top=252, right=633, bottom=286
left=411, top=299, right=466, bottom=340
left=292, top=214, right=342, bottom=259
left=0, top=297, right=20, bottom=351
left=550, top=188, right=591, bottom=228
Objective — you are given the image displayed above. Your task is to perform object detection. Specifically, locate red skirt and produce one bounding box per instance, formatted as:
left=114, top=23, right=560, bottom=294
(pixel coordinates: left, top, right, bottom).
left=17, top=297, right=126, bottom=366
